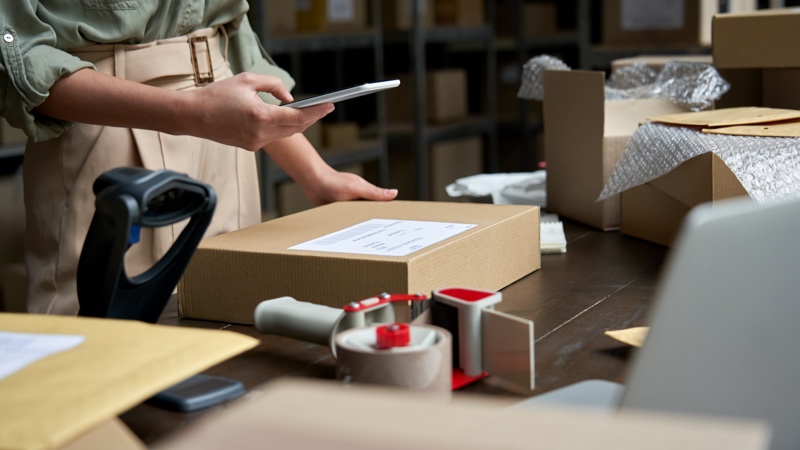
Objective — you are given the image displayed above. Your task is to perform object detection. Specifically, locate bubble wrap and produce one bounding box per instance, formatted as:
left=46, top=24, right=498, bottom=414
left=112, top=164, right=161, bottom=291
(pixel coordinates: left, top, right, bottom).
left=517, top=54, right=570, bottom=101
left=598, top=123, right=800, bottom=205
left=517, top=56, right=729, bottom=111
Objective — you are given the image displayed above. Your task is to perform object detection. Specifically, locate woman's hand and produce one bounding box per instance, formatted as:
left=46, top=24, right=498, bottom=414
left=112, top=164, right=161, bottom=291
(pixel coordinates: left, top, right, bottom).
left=179, top=73, right=334, bottom=151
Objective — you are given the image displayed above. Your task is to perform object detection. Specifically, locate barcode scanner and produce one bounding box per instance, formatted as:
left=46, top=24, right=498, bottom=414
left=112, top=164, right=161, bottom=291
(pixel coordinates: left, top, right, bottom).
left=77, top=167, right=216, bottom=323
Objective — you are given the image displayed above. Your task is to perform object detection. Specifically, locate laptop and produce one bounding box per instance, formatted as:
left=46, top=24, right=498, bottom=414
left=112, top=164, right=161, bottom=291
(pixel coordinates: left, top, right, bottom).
left=515, top=195, right=800, bottom=450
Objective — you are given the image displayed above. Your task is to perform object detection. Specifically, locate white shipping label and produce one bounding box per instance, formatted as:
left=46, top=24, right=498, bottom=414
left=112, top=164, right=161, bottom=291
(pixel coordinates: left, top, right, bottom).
left=0, top=331, right=85, bottom=380
left=289, top=219, right=476, bottom=257
left=328, top=0, right=356, bottom=22
left=621, top=0, right=684, bottom=31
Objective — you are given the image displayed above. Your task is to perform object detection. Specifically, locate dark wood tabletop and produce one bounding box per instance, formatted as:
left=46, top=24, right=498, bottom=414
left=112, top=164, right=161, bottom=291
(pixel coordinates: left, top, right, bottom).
left=120, top=219, right=668, bottom=446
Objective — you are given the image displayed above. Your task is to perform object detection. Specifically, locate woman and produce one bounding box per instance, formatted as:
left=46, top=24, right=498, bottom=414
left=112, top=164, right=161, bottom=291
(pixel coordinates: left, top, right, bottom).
left=0, top=1, right=397, bottom=315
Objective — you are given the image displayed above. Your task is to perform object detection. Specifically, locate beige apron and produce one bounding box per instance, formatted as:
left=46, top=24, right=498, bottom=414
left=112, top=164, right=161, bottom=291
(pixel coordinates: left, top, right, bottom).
left=24, top=27, right=260, bottom=315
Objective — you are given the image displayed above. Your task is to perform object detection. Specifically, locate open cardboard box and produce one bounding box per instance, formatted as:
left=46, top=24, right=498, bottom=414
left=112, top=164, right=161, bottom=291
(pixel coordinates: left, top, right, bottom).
left=178, top=201, right=540, bottom=324
left=543, top=70, right=687, bottom=230
left=620, top=152, right=749, bottom=247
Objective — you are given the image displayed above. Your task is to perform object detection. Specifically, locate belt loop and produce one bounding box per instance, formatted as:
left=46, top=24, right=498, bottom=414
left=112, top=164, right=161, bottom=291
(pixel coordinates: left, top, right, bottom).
left=113, top=45, right=125, bottom=79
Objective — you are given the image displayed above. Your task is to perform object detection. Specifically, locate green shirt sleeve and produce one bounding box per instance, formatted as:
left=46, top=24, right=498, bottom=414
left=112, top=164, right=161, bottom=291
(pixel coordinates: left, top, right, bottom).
left=0, top=2, right=94, bottom=142
left=224, top=15, right=295, bottom=105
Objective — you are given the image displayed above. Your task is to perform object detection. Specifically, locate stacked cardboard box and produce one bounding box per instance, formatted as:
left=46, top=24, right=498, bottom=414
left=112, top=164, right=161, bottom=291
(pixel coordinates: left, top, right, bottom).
left=386, top=69, right=469, bottom=123
left=382, top=0, right=435, bottom=30
left=295, top=0, right=369, bottom=33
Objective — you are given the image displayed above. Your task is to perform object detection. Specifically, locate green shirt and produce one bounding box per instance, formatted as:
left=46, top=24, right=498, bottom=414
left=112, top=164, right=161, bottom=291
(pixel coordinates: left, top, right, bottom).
left=0, top=0, right=294, bottom=142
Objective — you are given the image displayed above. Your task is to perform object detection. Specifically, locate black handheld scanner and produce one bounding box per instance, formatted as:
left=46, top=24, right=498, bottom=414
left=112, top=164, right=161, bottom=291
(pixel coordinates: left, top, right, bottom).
left=77, top=167, right=216, bottom=323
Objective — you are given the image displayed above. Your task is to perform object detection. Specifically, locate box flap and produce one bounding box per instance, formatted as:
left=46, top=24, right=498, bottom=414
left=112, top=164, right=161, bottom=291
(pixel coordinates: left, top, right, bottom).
left=605, top=99, right=687, bottom=137
left=713, top=8, right=800, bottom=69
left=0, top=313, right=258, bottom=450
left=703, top=119, right=800, bottom=137
left=651, top=107, right=800, bottom=127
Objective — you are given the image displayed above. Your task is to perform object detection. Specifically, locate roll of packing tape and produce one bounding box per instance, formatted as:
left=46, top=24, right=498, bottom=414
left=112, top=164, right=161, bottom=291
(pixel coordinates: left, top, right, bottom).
left=335, top=324, right=452, bottom=396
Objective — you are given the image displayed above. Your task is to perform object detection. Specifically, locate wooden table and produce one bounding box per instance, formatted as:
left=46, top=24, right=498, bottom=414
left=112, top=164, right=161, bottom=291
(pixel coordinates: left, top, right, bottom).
left=120, top=220, right=668, bottom=446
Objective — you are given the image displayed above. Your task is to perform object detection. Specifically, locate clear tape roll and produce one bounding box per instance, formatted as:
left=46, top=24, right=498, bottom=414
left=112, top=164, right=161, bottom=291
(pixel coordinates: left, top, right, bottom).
left=335, top=324, right=452, bottom=397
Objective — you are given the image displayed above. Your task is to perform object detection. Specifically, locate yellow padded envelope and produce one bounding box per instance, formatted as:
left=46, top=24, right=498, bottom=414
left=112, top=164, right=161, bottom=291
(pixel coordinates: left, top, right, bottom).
left=0, top=313, right=259, bottom=450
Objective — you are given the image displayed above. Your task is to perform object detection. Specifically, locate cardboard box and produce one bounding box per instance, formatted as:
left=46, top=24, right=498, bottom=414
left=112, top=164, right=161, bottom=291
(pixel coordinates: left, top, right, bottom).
left=713, top=9, right=800, bottom=110
left=543, top=70, right=687, bottom=230
left=610, top=54, right=714, bottom=74
left=496, top=1, right=559, bottom=38
left=154, top=379, right=770, bottom=450
left=386, top=69, right=469, bottom=123
left=430, top=136, right=483, bottom=202
left=434, top=0, right=485, bottom=27
left=713, top=8, right=800, bottom=70
left=178, top=201, right=540, bottom=324
left=620, top=152, right=749, bottom=246
left=296, top=0, right=368, bottom=33
left=382, top=0, right=435, bottom=30
left=322, top=121, right=360, bottom=148
left=265, top=1, right=296, bottom=35
left=603, top=0, right=702, bottom=45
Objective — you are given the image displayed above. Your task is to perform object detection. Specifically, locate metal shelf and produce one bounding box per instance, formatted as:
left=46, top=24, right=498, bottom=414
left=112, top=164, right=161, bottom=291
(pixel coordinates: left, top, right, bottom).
left=384, top=26, right=492, bottom=45
left=386, top=116, right=494, bottom=143
left=265, top=30, right=379, bottom=54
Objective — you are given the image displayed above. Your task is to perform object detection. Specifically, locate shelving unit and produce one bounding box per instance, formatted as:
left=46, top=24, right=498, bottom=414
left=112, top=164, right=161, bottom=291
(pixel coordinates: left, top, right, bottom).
left=248, top=0, right=390, bottom=213
left=380, top=0, right=498, bottom=201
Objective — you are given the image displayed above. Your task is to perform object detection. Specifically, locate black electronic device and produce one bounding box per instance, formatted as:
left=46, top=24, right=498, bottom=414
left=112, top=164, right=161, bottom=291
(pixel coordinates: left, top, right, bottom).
left=77, top=167, right=216, bottom=323
left=77, top=167, right=245, bottom=412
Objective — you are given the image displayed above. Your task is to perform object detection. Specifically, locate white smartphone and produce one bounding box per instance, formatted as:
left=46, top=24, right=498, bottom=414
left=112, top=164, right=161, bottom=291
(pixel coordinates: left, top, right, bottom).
left=282, top=79, right=401, bottom=109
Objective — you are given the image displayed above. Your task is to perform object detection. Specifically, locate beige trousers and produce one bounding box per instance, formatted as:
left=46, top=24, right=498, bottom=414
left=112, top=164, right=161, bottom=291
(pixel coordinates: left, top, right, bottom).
left=24, top=28, right=260, bottom=315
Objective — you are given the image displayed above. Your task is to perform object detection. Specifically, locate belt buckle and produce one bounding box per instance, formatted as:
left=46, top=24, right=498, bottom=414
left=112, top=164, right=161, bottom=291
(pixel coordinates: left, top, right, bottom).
left=189, top=36, right=214, bottom=86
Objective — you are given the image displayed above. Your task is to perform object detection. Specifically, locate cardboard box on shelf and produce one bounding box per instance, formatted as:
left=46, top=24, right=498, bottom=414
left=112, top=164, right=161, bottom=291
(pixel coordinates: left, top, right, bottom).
left=382, top=0, right=435, bottom=30
left=602, top=0, right=755, bottom=46
left=430, top=136, right=483, bottom=202
left=496, top=1, right=559, bottom=38
left=620, top=152, right=749, bottom=247
left=543, top=70, right=687, bottom=230
left=296, top=0, right=368, bottom=33
left=322, top=121, right=360, bottom=149
left=386, top=69, right=469, bottom=123
left=178, top=201, right=540, bottom=324
left=713, top=9, right=800, bottom=110
left=434, top=0, right=485, bottom=27
left=265, top=1, right=296, bottom=35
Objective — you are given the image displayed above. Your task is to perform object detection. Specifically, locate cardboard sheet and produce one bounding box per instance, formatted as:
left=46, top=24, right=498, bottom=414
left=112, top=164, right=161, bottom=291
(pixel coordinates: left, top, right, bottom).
left=702, top=119, right=800, bottom=138
left=650, top=107, right=800, bottom=128
left=0, top=313, right=258, bottom=450
left=604, top=327, right=649, bottom=348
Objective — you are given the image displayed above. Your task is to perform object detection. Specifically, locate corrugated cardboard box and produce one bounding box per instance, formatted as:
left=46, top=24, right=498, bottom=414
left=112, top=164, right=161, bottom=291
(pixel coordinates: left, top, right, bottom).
left=543, top=70, right=687, bottom=230
left=178, top=201, right=540, bottom=324
left=434, top=0, right=485, bottom=27
left=386, top=69, right=469, bottom=123
left=382, top=0, right=435, bottom=30
left=713, top=9, right=800, bottom=110
left=322, top=121, right=360, bottom=148
left=713, top=8, right=800, bottom=70
left=430, top=136, right=483, bottom=202
left=620, top=152, right=749, bottom=246
left=154, top=379, right=770, bottom=450
left=265, top=1, right=296, bottom=35
left=296, top=0, right=368, bottom=33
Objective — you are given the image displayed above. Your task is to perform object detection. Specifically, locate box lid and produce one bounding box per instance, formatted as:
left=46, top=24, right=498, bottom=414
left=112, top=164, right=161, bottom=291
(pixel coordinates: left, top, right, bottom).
left=713, top=8, right=800, bottom=69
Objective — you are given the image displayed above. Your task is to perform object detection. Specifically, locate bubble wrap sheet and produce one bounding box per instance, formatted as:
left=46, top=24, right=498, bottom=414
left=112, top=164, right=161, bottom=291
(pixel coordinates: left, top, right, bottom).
left=598, top=123, right=800, bottom=205
left=517, top=56, right=729, bottom=111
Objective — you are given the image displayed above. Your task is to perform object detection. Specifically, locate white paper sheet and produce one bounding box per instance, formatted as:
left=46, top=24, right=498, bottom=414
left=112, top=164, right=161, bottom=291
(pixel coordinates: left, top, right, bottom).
left=0, top=331, right=85, bottom=381
left=289, top=219, right=476, bottom=257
